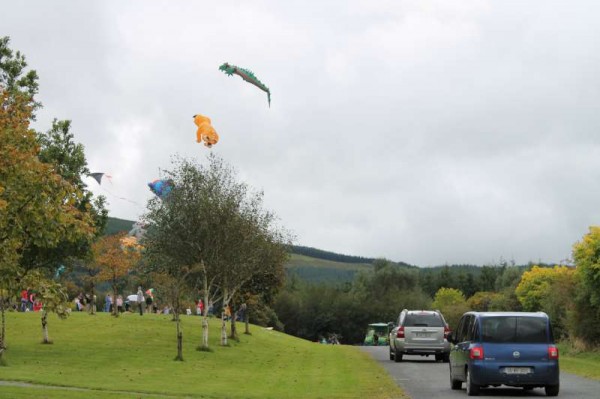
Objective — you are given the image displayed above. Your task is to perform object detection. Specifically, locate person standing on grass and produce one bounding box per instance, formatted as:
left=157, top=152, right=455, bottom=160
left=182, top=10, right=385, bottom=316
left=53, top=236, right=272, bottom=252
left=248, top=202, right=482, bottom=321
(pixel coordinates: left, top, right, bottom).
left=116, top=295, right=124, bottom=313
left=136, top=286, right=144, bottom=316
left=20, top=288, right=29, bottom=312
left=105, top=293, right=112, bottom=313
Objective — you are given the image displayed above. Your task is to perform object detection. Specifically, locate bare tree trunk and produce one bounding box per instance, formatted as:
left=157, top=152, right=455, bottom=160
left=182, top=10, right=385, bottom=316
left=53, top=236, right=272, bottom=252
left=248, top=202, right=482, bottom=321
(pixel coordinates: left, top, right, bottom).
left=112, top=283, right=119, bottom=317
left=0, top=297, right=6, bottom=360
left=221, top=309, right=228, bottom=346
left=89, top=283, right=96, bottom=315
left=41, top=310, right=51, bottom=344
left=175, top=309, right=183, bottom=361
left=200, top=275, right=210, bottom=350
left=220, top=287, right=229, bottom=346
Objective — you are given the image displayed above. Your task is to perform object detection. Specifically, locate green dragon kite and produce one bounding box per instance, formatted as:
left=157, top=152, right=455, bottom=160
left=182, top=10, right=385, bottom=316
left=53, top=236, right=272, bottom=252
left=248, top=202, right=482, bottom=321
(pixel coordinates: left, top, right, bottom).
left=219, top=62, right=271, bottom=107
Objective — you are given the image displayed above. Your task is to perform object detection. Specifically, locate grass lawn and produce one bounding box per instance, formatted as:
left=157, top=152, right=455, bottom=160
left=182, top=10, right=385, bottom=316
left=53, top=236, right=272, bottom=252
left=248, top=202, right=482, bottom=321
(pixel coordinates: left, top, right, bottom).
left=1, top=312, right=405, bottom=399
left=557, top=344, right=600, bottom=380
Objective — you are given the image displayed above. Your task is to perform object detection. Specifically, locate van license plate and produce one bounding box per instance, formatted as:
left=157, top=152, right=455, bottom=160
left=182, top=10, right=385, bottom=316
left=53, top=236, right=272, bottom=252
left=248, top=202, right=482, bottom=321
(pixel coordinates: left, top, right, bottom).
left=503, top=367, right=532, bottom=375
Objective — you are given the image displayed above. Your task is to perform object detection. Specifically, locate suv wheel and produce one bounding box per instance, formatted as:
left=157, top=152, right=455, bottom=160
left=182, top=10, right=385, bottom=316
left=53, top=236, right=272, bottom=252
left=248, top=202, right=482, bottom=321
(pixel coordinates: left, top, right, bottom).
left=435, top=354, right=443, bottom=362
left=389, top=347, right=394, bottom=361
left=449, top=364, right=461, bottom=390
left=466, top=368, right=480, bottom=396
left=545, top=384, right=559, bottom=397
left=394, top=350, right=403, bottom=362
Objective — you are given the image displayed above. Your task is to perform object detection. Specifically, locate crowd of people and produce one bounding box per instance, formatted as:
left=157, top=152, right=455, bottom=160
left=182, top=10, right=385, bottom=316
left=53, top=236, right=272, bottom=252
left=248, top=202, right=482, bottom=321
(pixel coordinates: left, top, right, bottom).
left=16, top=286, right=232, bottom=318
left=18, top=288, right=43, bottom=312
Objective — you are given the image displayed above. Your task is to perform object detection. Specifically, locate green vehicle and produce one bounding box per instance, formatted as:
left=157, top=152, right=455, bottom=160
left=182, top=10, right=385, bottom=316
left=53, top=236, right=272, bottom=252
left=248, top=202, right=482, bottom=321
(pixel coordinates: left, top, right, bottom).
left=363, top=323, right=391, bottom=346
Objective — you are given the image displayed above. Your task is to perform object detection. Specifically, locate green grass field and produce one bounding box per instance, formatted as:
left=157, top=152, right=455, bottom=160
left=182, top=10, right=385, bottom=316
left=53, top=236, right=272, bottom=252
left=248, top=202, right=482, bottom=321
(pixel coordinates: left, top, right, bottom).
left=287, top=254, right=373, bottom=272
left=0, top=312, right=405, bottom=399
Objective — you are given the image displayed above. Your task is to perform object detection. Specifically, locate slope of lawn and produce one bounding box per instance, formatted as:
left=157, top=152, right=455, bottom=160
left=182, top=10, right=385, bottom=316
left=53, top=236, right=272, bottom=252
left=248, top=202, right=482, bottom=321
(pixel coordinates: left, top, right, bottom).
left=1, top=312, right=405, bottom=399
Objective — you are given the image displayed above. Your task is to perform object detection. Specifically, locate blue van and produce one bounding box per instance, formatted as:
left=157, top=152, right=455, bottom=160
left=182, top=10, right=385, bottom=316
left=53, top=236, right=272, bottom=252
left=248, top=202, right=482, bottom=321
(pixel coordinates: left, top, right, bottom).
left=448, top=312, right=559, bottom=396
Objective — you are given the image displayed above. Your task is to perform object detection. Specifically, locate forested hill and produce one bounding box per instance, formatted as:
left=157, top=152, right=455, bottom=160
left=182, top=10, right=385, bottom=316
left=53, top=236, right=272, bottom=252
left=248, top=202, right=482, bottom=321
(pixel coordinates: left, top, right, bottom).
left=104, top=217, right=408, bottom=283
left=103, top=216, right=135, bottom=235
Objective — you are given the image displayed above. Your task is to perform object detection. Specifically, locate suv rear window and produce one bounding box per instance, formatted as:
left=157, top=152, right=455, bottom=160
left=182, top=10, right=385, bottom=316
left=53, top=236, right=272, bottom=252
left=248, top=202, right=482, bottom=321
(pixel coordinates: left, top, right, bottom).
left=404, top=313, right=444, bottom=327
left=481, top=316, right=548, bottom=343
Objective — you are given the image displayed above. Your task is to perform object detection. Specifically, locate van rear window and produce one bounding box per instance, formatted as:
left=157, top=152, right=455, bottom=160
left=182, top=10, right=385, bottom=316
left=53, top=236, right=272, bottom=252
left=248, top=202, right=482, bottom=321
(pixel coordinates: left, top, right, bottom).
left=404, top=314, right=444, bottom=327
left=481, top=317, right=548, bottom=343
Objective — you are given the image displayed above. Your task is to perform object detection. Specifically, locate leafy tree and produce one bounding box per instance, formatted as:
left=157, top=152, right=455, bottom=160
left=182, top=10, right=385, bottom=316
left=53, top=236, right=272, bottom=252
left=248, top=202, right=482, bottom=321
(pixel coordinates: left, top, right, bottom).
left=515, top=265, right=575, bottom=338
left=93, top=234, right=140, bottom=317
left=515, top=266, right=572, bottom=311
left=432, top=287, right=468, bottom=330
left=478, top=266, right=498, bottom=292
left=572, top=226, right=600, bottom=346
left=437, top=266, right=455, bottom=290
left=22, top=272, right=70, bottom=344
left=0, top=36, right=40, bottom=113
left=0, top=37, right=96, bottom=360
left=467, top=291, right=500, bottom=311
left=27, top=119, right=108, bottom=267
left=214, top=189, right=291, bottom=346
left=143, top=154, right=290, bottom=352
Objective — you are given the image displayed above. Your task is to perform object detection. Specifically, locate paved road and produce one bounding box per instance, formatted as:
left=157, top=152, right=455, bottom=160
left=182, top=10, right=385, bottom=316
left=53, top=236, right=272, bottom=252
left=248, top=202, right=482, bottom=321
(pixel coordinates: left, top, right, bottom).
left=361, top=346, right=600, bottom=398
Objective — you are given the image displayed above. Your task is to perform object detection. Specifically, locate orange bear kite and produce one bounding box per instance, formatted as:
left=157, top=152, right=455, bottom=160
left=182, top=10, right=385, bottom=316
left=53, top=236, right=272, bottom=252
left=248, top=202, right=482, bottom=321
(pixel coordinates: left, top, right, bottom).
left=193, top=114, right=219, bottom=148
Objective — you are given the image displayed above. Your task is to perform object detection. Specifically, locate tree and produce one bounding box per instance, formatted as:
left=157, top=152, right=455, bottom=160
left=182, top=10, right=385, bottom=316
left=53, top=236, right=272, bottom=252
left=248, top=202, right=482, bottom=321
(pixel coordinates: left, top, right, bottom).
left=478, top=266, right=498, bottom=292
left=93, top=234, right=140, bottom=317
left=21, top=119, right=108, bottom=275
left=1, top=37, right=96, bottom=360
left=432, top=287, right=468, bottom=330
left=143, top=154, right=291, bottom=353
left=22, top=272, right=70, bottom=344
left=217, top=208, right=291, bottom=345
left=571, top=226, right=600, bottom=346
left=467, top=291, right=500, bottom=312
left=515, top=265, right=575, bottom=338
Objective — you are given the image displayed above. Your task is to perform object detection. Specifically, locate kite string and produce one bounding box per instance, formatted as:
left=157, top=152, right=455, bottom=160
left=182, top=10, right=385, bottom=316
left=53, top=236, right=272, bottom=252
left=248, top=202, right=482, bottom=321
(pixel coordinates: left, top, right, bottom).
left=97, top=185, right=145, bottom=209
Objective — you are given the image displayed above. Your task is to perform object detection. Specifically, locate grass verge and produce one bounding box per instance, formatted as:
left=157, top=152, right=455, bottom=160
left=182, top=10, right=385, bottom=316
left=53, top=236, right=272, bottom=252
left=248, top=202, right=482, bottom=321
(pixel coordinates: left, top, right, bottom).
left=557, top=343, right=600, bottom=380
left=1, top=312, right=404, bottom=398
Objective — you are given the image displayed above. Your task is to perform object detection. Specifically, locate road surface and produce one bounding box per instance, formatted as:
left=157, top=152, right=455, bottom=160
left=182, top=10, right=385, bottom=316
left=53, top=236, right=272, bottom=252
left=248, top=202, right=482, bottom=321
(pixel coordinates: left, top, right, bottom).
left=361, top=346, right=600, bottom=398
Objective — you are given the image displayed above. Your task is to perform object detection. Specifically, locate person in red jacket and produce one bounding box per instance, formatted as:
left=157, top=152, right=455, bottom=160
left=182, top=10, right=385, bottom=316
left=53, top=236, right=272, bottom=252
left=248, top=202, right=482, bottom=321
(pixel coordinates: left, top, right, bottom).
left=20, top=288, right=29, bottom=312
left=33, top=300, right=43, bottom=312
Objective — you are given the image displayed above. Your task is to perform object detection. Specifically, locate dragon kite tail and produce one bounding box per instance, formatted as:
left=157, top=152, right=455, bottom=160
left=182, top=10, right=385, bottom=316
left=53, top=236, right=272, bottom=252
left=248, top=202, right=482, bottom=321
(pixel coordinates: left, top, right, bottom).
left=219, top=62, right=271, bottom=107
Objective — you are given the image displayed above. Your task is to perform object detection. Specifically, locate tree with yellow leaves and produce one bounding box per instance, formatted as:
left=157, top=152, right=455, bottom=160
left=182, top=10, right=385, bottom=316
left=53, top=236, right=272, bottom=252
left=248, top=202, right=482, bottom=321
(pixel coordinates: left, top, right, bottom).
left=92, top=233, right=141, bottom=317
left=0, top=36, right=96, bottom=360
left=572, top=226, right=600, bottom=346
left=515, top=265, right=575, bottom=338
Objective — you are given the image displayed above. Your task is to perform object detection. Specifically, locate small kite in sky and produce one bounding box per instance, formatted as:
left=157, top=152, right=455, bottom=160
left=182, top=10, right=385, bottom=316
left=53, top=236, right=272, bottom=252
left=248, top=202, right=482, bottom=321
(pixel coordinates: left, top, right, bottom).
left=148, top=179, right=174, bottom=200
left=89, top=172, right=112, bottom=185
left=193, top=114, right=219, bottom=148
left=219, top=62, right=271, bottom=107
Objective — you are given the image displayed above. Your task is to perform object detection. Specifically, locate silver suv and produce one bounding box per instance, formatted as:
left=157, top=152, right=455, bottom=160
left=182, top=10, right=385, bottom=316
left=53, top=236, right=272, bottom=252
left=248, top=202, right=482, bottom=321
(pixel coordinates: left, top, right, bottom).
left=389, top=309, right=451, bottom=362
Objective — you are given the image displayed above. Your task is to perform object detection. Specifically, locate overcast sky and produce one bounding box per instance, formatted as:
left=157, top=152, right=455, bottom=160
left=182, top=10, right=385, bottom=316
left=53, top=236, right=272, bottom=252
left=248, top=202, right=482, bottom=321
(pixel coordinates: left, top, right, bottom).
left=3, top=0, right=600, bottom=266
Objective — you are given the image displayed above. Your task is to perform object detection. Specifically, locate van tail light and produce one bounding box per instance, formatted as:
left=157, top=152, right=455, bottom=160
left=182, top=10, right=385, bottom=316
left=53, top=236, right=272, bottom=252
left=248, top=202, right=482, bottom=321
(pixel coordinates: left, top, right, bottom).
left=469, top=346, right=484, bottom=360
left=397, top=326, right=405, bottom=339
left=548, top=346, right=559, bottom=360
left=444, top=325, right=450, bottom=339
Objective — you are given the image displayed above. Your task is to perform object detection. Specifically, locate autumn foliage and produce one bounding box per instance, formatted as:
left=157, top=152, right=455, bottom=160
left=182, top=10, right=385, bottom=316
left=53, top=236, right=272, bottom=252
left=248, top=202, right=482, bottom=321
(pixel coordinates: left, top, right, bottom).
left=92, top=233, right=141, bottom=316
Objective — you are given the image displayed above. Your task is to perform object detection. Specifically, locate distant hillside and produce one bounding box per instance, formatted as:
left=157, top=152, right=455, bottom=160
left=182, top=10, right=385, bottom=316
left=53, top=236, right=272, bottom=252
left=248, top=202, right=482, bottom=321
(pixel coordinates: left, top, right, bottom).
left=103, top=216, right=135, bottom=235
left=104, top=217, right=410, bottom=284
left=286, top=253, right=373, bottom=284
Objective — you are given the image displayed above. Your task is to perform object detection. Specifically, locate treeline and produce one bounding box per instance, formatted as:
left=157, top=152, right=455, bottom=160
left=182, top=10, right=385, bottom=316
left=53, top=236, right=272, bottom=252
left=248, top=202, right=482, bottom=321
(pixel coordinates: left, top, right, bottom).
left=274, top=233, right=600, bottom=350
